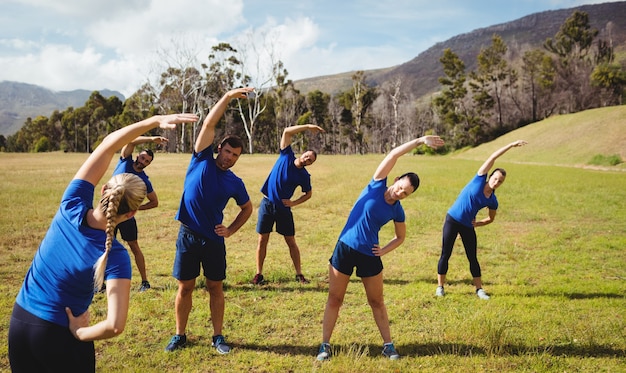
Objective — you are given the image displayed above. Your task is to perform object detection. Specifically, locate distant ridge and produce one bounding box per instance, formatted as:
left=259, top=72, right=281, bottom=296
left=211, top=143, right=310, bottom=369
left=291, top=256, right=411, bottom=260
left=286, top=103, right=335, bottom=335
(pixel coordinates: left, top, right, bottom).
left=0, top=81, right=124, bottom=136
left=2, top=2, right=625, bottom=137
left=294, top=1, right=626, bottom=99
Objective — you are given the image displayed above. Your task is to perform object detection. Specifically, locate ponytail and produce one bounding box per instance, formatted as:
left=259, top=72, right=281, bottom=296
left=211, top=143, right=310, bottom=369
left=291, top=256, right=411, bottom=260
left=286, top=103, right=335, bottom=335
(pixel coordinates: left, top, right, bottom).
left=93, top=174, right=146, bottom=292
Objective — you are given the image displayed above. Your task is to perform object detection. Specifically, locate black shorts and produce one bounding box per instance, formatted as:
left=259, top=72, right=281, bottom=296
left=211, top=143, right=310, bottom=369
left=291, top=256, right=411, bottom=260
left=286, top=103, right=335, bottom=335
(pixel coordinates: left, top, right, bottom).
left=9, top=303, right=95, bottom=373
left=115, top=217, right=138, bottom=241
left=173, top=224, right=226, bottom=281
left=329, top=240, right=383, bottom=278
left=256, top=197, right=295, bottom=236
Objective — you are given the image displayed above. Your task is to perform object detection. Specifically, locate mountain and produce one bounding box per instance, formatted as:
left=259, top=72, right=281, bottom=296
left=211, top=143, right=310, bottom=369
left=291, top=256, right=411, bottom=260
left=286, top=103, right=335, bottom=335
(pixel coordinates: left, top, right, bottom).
left=2, top=2, right=625, bottom=137
left=0, top=81, right=124, bottom=136
left=294, top=1, right=626, bottom=99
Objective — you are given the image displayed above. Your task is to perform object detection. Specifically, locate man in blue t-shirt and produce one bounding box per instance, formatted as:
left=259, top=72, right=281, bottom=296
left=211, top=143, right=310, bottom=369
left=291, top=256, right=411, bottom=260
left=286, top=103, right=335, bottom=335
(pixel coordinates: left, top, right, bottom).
left=252, top=124, right=325, bottom=285
left=165, top=88, right=254, bottom=355
left=113, top=136, right=168, bottom=292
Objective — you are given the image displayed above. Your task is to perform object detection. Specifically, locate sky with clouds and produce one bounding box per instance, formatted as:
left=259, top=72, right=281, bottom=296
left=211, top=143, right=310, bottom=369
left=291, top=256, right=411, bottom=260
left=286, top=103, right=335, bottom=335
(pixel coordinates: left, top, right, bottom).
left=0, top=0, right=620, bottom=97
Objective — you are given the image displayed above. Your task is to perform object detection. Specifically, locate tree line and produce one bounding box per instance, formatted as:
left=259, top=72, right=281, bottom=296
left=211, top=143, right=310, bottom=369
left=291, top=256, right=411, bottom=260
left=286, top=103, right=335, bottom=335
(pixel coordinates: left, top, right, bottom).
left=1, top=10, right=624, bottom=155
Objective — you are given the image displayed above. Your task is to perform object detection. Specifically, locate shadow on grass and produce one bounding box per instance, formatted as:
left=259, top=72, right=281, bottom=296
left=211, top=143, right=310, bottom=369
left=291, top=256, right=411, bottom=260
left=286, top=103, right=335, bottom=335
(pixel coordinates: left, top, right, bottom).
left=230, top=341, right=626, bottom=359
left=519, top=290, right=625, bottom=300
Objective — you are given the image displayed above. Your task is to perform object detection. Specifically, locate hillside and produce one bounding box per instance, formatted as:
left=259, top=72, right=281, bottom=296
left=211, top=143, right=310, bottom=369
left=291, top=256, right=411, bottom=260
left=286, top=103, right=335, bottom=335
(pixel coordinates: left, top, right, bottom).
left=0, top=81, right=124, bottom=136
left=2, top=2, right=625, bottom=137
left=453, top=105, right=626, bottom=170
left=295, top=1, right=626, bottom=98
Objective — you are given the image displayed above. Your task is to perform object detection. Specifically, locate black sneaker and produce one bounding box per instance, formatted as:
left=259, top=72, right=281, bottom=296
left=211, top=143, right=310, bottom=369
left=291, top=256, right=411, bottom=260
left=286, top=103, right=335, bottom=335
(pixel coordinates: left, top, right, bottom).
left=139, top=281, right=151, bottom=292
left=252, top=273, right=265, bottom=285
left=212, top=335, right=231, bottom=354
left=165, top=334, right=187, bottom=352
left=295, top=274, right=310, bottom=284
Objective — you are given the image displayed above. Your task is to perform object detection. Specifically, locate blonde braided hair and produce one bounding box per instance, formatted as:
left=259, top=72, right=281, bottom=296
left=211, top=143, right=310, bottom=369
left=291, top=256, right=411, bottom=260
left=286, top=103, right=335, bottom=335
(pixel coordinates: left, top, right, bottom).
left=93, top=173, right=146, bottom=292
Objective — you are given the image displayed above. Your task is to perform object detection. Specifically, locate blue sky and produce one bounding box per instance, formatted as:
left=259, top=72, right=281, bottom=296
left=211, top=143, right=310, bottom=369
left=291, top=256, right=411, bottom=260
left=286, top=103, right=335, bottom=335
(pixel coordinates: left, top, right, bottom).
left=0, top=0, right=620, bottom=97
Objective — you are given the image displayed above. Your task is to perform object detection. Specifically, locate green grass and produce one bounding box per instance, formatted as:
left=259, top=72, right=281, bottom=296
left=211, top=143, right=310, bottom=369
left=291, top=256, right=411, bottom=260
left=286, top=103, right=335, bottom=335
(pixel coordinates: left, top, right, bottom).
left=1, top=107, right=625, bottom=372
left=455, top=105, right=626, bottom=170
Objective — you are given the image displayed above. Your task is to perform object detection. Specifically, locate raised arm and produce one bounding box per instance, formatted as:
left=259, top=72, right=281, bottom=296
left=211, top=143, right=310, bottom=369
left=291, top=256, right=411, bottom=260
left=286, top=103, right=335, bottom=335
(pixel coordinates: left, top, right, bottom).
left=120, top=136, right=168, bottom=158
left=74, top=114, right=199, bottom=187
left=373, top=135, right=444, bottom=180
left=280, top=124, right=325, bottom=150
left=477, top=140, right=527, bottom=176
left=195, top=87, right=254, bottom=153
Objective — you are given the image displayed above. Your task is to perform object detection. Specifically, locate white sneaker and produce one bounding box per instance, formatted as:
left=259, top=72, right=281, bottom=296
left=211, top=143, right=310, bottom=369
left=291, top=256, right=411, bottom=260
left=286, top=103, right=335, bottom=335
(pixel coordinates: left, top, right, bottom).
left=435, top=286, right=445, bottom=297
left=476, top=288, right=490, bottom=300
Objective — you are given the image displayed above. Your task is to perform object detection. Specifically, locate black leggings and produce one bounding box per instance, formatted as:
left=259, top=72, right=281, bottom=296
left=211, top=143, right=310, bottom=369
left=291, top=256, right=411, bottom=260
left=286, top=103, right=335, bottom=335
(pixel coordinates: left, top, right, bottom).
left=437, top=214, right=482, bottom=278
left=8, top=303, right=95, bottom=373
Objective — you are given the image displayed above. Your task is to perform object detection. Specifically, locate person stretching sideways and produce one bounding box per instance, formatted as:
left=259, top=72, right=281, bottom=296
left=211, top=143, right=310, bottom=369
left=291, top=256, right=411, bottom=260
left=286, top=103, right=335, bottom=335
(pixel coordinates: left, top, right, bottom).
left=8, top=113, right=198, bottom=373
left=164, top=87, right=254, bottom=355
left=317, top=135, right=445, bottom=361
left=252, top=124, right=325, bottom=285
left=113, top=135, right=168, bottom=292
left=436, top=140, right=527, bottom=300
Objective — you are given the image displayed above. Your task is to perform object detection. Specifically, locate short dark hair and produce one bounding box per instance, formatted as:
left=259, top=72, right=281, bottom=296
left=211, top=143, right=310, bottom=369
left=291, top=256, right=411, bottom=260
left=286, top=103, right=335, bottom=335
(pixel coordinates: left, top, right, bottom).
left=219, top=135, right=244, bottom=150
left=141, top=149, right=154, bottom=158
left=399, top=172, right=420, bottom=193
left=490, top=168, right=507, bottom=178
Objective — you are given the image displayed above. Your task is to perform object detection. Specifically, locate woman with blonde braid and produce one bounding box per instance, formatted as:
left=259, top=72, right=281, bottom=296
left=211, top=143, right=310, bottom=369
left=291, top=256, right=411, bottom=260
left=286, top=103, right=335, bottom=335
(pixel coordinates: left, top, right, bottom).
left=8, top=113, right=198, bottom=372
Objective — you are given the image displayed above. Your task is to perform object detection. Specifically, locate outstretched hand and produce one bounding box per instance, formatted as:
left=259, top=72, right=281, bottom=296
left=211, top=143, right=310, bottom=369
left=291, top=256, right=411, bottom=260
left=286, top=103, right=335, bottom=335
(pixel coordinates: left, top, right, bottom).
left=153, top=136, right=169, bottom=145
left=421, top=135, right=445, bottom=149
left=307, top=124, right=326, bottom=135
left=511, top=140, right=528, bottom=147
left=157, top=113, right=199, bottom=130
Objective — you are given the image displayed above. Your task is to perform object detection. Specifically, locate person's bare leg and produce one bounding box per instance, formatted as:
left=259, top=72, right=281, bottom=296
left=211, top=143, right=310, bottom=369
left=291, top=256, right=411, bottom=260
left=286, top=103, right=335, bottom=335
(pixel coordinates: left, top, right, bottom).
left=284, top=235, right=303, bottom=275
left=206, top=279, right=225, bottom=336
left=362, top=273, right=392, bottom=343
left=256, top=233, right=270, bottom=275
left=175, top=279, right=195, bottom=335
left=321, top=265, right=350, bottom=343
left=128, top=240, right=147, bottom=282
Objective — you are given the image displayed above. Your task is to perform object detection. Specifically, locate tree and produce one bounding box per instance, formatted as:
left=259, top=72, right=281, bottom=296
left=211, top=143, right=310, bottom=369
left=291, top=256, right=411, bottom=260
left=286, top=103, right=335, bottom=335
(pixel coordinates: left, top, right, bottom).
left=469, top=34, right=518, bottom=138
left=433, top=48, right=478, bottom=147
left=522, top=49, right=558, bottom=122
left=544, top=10, right=600, bottom=112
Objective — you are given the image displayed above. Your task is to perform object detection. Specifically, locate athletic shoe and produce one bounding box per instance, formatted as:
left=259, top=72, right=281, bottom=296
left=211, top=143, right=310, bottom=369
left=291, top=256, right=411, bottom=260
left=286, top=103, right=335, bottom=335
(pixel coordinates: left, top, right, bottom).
left=295, top=274, right=310, bottom=284
left=316, top=342, right=331, bottom=361
left=435, top=286, right=445, bottom=297
left=165, top=334, right=187, bottom=352
left=139, top=281, right=151, bottom=292
left=382, top=342, right=400, bottom=360
left=252, top=273, right=265, bottom=285
left=212, top=335, right=231, bottom=354
left=476, top=288, right=490, bottom=300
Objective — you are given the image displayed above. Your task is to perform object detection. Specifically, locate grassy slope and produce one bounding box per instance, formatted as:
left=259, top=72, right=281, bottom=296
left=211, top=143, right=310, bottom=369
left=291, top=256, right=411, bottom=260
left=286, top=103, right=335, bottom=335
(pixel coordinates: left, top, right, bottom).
left=453, top=105, right=626, bottom=170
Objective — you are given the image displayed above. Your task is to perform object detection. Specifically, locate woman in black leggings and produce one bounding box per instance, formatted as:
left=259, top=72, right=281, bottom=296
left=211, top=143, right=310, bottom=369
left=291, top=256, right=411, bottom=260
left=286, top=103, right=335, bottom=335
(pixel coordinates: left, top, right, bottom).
left=436, top=140, right=527, bottom=299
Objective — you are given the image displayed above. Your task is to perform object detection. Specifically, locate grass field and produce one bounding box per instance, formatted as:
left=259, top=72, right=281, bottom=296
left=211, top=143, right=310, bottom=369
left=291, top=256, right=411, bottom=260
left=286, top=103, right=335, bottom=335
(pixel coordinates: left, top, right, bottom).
left=0, top=108, right=625, bottom=372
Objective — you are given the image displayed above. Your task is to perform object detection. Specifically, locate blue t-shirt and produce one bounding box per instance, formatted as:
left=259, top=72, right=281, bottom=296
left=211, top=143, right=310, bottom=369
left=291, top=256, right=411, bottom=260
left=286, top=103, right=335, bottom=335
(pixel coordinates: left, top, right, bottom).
left=113, top=155, right=154, bottom=194
left=176, top=146, right=250, bottom=241
left=15, top=179, right=132, bottom=327
left=447, top=173, right=499, bottom=227
left=338, top=178, right=405, bottom=256
left=260, top=146, right=312, bottom=210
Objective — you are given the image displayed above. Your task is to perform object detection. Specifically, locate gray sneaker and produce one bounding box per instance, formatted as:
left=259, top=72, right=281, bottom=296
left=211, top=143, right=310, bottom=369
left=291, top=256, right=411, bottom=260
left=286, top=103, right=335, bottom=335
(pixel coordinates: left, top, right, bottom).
left=212, top=335, right=231, bottom=354
left=382, top=342, right=400, bottom=360
left=476, top=288, right=490, bottom=300
left=316, top=342, right=331, bottom=361
left=435, top=286, right=445, bottom=297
